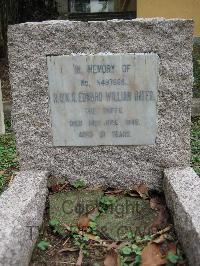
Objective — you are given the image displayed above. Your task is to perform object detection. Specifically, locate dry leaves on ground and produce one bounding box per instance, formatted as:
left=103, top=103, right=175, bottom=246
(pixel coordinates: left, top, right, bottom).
left=104, top=250, right=120, bottom=266
left=77, top=207, right=99, bottom=230
left=50, top=182, right=69, bottom=193
left=76, top=249, right=83, bottom=266
left=131, top=184, right=149, bottom=199
left=141, top=242, right=167, bottom=266
left=105, top=189, right=124, bottom=195
left=150, top=196, right=170, bottom=232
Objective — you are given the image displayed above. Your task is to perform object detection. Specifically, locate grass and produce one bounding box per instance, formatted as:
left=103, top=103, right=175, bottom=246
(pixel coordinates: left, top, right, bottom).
left=0, top=120, right=19, bottom=193
left=191, top=117, right=200, bottom=175
left=193, top=44, right=200, bottom=98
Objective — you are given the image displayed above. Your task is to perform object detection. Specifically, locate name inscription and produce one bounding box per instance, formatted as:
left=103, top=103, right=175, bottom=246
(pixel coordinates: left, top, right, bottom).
left=47, top=53, right=159, bottom=146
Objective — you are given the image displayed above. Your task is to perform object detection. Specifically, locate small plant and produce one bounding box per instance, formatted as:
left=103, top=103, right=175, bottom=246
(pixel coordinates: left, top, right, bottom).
left=121, top=246, right=132, bottom=255
left=87, top=220, right=98, bottom=235
left=0, top=133, right=19, bottom=192
left=119, top=235, right=142, bottom=265
left=167, top=251, right=179, bottom=265
left=49, top=219, right=66, bottom=235
left=72, top=233, right=89, bottom=255
left=37, top=240, right=50, bottom=251
left=99, top=195, right=117, bottom=212
left=72, top=179, right=86, bottom=189
left=120, top=243, right=142, bottom=265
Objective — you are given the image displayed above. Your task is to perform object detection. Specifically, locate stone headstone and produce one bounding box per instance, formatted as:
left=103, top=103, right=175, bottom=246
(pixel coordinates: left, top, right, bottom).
left=0, top=80, right=5, bottom=135
left=8, top=19, right=193, bottom=190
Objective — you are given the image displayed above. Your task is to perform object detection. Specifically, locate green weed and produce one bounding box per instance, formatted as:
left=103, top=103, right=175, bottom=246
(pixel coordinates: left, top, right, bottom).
left=0, top=133, right=19, bottom=192
left=72, top=179, right=86, bottom=189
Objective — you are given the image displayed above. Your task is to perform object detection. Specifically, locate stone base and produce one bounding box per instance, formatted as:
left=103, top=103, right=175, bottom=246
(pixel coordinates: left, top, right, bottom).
left=164, top=167, right=200, bottom=266
left=0, top=171, right=48, bottom=266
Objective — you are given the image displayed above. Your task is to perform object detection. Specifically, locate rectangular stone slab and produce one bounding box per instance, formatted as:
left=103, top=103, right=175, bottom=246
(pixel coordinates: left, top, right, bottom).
left=47, top=53, right=159, bottom=146
left=8, top=19, right=193, bottom=190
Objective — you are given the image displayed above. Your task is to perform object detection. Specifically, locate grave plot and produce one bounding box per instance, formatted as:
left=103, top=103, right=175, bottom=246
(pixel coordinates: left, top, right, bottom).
left=1, top=18, right=199, bottom=266
left=30, top=181, right=186, bottom=266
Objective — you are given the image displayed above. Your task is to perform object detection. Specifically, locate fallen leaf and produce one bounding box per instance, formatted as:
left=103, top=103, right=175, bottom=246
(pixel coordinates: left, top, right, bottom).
left=51, top=184, right=62, bottom=192
left=151, top=209, right=169, bottom=232
left=168, top=242, right=177, bottom=253
left=50, top=182, right=68, bottom=193
left=133, top=184, right=149, bottom=199
left=160, top=241, right=177, bottom=257
left=150, top=196, right=165, bottom=211
left=78, top=214, right=90, bottom=230
left=150, top=196, right=169, bottom=232
left=59, top=247, right=79, bottom=253
left=107, top=242, right=119, bottom=250
left=151, top=226, right=172, bottom=239
left=141, top=243, right=166, bottom=266
left=104, top=250, right=120, bottom=266
left=78, top=207, right=99, bottom=230
left=128, top=191, right=140, bottom=197
left=105, top=189, right=124, bottom=195
left=0, top=170, right=5, bottom=175
left=76, top=249, right=83, bottom=266
left=153, top=234, right=167, bottom=244
left=63, top=223, right=105, bottom=244
left=86, top=185, right=103, bottom=191
left=150, top=197, right=160, bottom=210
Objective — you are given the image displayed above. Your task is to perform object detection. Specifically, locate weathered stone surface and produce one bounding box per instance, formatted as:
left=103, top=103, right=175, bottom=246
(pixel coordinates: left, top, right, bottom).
left=47, top=53, right=159, bottom=146
left=0, top=80, right=5, bottom=135
left=49, top=190, right=104, bottom=224
left=8, top=19, right=194, bottom=190
left=96, top=196, right=156, bottom=240
left=164, top=167, right=200, bottom=266
left=0, top=171, right=48, bottom=266
left=49, top=191, right=157, bottom=240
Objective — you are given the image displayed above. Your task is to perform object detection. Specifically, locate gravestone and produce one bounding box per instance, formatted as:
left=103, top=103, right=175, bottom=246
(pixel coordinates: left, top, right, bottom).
left=8, top=19, right=193, bottom=190
left=0, top=80, right=5, bottom=135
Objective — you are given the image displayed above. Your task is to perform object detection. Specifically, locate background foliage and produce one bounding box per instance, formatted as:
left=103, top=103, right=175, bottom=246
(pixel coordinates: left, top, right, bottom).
left=0, top=0, right=58, bottom=57
left=193, top=44, right=200, bottom=98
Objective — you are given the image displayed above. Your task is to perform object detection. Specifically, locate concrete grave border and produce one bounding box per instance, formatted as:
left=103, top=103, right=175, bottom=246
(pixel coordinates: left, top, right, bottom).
left=0, top=168, right=200, bottom=265
left=164, top=167, right=200, bottom=266
left=0, top=171, right=48, bottom=265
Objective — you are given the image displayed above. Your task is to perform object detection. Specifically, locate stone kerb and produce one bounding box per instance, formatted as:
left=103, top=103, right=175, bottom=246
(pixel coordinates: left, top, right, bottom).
left=164, top=167, right=200, bottom=266
left=0, top=171, right=48, bottom=265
